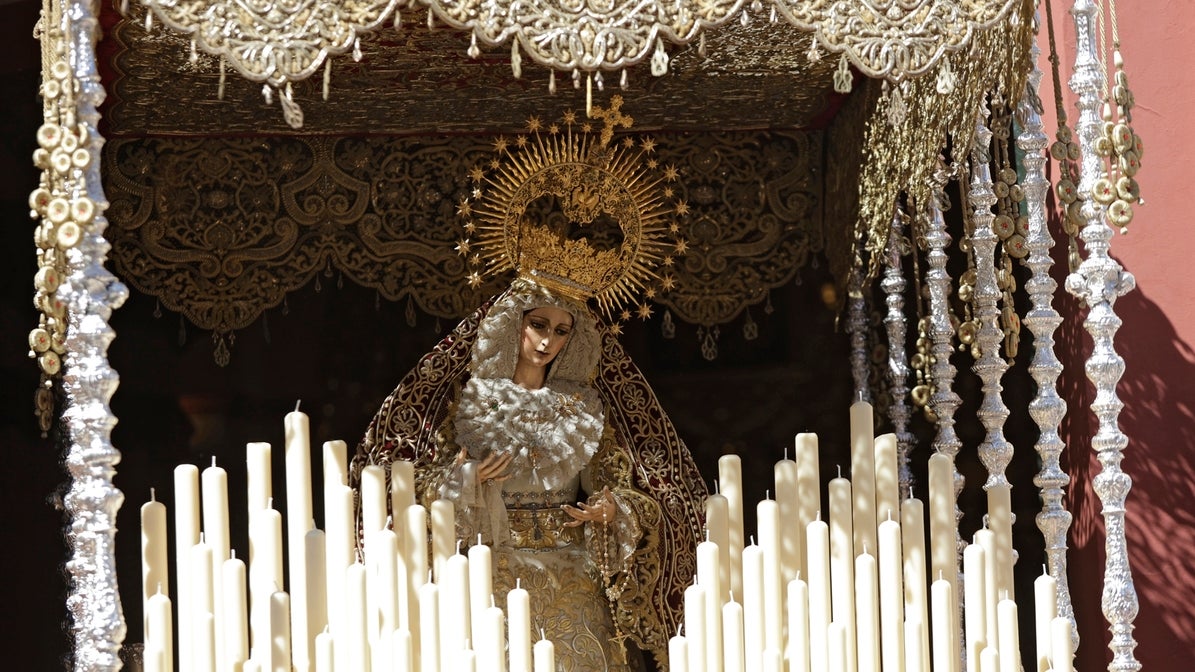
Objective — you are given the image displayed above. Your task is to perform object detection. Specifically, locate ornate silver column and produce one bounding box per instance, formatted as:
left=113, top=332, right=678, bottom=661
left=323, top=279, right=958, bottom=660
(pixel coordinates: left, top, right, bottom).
left=1064, top=1, right=1141, bottom=670
left=1017, top=38, right=1076, bottom=631
left=57, top=0, right=130, bottom=669
left=926, top=167, right=963, bottom=493
left=967, top=101, right=1014, bottom=488
left=882, top=209, right=914, bottom=493
left=848, top=268, right=872, bottom=402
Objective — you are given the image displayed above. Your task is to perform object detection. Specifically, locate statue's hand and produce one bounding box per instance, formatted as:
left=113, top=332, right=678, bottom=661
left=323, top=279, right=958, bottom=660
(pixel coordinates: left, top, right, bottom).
left=562, top=486, right=616, bottom=527
left=476, top=450, right=513, bottom=485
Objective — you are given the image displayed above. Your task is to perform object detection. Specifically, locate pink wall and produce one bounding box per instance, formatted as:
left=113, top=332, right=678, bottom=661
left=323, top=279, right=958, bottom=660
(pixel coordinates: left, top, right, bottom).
left=1038, top=2, right=1195, bottom=669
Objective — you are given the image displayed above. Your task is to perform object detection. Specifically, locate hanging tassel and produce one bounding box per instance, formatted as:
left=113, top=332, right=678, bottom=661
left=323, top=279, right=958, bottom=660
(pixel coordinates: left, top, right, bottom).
left=144, top=10, right=153, bottom=32
left=393, top=9, right=401, bottom=30
left=586, top=74, right=592, bottom=118
left=620, top=69, right=628, bottom=89
left=218, top=57, right=226, bottom=100
left=650, top=38, right=669, bottom=77
left=833, top=53, right=852, bottom=93
left=572, top=68, right=581, bottom=89
left=262, top=84, right=273, bottom=105
left=189, top=39, right=198, bottom=64
left=352, top=37, right=362, bottom=62
left=548, top=70, right=556, bottom=94
left=511, top=41, right=522, bottom=79
left=427, top=8, right=435, bottom=29
left=468, top=32, right=480, bottom=59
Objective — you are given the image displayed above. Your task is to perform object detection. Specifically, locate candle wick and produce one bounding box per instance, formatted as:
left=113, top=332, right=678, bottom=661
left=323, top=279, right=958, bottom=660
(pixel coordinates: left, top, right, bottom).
left=491, top=595, right=496, bottom=608
left=150, top=487, right=156, bottom=502
left=766, top=489, right=770, bottom=500
left=784, top=445, right=789, bottom=461
left=199, top=531, right=205, bottom=544
left=837, top=464, right=842, bottom=478
left=705, top=528, right=710, bottom=542
left=517, top=578, right=521, bottom=589
left=887, top=508, right=893, bottom=522
left=677, top=623, right=683, bottom=637
left=295, top=399, right=302, bottom=412
left=156, top=582, right=163, bottom=596
left=749, top=535, right=755, bottom=546
left=457, top=539, right=463, bottom=554
left=815, top=509, right=822, bottom=522
left=1042, top=564, right=1048, bottom=575
left=795, top=570, right=801, bottom=581
left=863, top=542, right=869, bottom=555
left=231, top=549, right=237, bottom=560
left=477, top=533, right=483, bottom=546
left=211, top=456, right=217, bottom=468
left=714, top=481, right=720, bottom=495
left=540, top=628, right=546, bottom=640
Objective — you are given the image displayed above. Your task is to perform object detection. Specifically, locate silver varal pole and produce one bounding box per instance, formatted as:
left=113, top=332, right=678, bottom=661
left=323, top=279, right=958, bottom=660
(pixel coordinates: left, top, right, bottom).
left=1065, top=1, right=1141, bottom=670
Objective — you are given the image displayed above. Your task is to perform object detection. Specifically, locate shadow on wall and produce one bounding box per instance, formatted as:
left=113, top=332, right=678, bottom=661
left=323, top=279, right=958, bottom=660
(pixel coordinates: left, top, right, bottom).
left=1060, top=269, right=1195, bottom=671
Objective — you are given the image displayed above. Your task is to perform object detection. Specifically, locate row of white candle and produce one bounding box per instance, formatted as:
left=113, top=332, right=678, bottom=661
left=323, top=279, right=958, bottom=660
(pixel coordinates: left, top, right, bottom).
left=140, top=409, right=558, bottom=672
left=674, top=400, right=1074, bottom=672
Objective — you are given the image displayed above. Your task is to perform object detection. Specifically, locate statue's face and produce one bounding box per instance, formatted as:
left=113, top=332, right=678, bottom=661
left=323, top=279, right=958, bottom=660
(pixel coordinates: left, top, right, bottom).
left=519, top=306, right=574, bottom=369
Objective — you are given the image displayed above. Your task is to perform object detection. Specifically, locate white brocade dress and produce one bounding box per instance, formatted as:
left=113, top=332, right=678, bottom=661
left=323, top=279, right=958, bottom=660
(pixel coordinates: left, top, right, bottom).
left=435, top=378, right=643, bottom=672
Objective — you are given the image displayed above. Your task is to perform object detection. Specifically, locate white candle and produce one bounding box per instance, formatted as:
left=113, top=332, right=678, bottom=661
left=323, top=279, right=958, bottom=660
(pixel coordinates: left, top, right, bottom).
left=191, top=540, right=215, bottom=662
left=1034, top=569, right=1057, bottom=672
left=392, top=628, right=414, bottom=672
left=874, top=434, right=900, bottom=528
left=306, top=528, right=329, bottom=664
left=963, top=543, right=988, bottom=672
left=468, top=540, right=493, bottom=644
left=774, top=456, right=801, bottom=585
left=979, top=648, right=999, bottom=672
left=849, top=400, right=877, bottom=558
left=270, top=591, right=292, bottom=672
left=315, top=629, right=334, bottom=672
left=828, top=622, right=848, bottom=672
left=147, top=589, right=174, bottom=672
left=975, top=528, right=1000, bottom=652
left=441, top=549, right=471, bottom=666
left=201, top=460, right=230, bottom=670
left=931, top=579, right=955, bottom=672
left=723, top=596, right=745, bottom=672
left=249, top=508, right=284, bottom=666
left=343, top=564, right=368, bottom=672
left=418, top=580, right=441, bottom=672
left=742, top=544, right=764, bottom=672
left=325, top=485, right=354, bottom=645
left=900, top=498, right=930, bottom=669
left=879, top=517, right=906, bottom=672
left=718, top=455, right=745, bottom=599
left=377, top=529, right=402, bottom=648
left=787, top=578, right=810, bottom=672
left=756, top=498, right=783, bottom=657
left=391, top=461, right=416, bottom=517
left=174, top=465, right=201, bottom=672
left=460, top=646, right=478, bottom=672
left=806, top=519, right=831, bottom=672
left=285, top=409, right=314, bottom=672
left=222, top=554, right=249, bottom=671
left=996, top=598, right=1020, bottom=672
left=141, top=491, right=169, bottom=642
left=762, top=648, right=782, bottom=672
left=927, top=453, right=959, bottom=666
left=905, top=616, right=926, bottom=672
left=827, top=476, right=856, bottom=672
left=360, top=465, right=388, bottom=538
left=926, top=454, right=958, bottom=592
left=405, top=506, right=428, bottom=667
left=480, top=601, right=506, bottom=672
left=247, top=442, right=273, bottom=515
left=196, top=611, right=217, bottom=672
left=855, top=549, right=880, bottom=672
left=1049, top=616, right=1073, bottom=672
left=670, top=629, right=690, bottom=672
left=794, top=433, right=820, bottom=583
left=322, top=441, right=348, bottom=491
left=706, top=492, right=731, bottom=607
left=533, top=632, right=555, bottom=672
left=684, top=582, right=708, bottom=672
left=987, top=485, right=1015, bottom=602
left=696, top=540, right=723, bottom=672
left=507, top=582, right=532, bottom=672
left=145, top=644, right=167, bottom=672
left=430, top=500, right=455, bottom=582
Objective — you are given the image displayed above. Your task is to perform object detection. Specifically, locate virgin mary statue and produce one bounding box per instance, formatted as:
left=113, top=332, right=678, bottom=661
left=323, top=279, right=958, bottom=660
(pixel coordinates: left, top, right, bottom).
left=351, top=102, right=709, bottom=671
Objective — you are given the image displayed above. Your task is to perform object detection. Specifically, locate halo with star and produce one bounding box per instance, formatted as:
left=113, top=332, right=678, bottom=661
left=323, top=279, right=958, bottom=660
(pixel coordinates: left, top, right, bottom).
left=457, top=96, right=688, bottom=322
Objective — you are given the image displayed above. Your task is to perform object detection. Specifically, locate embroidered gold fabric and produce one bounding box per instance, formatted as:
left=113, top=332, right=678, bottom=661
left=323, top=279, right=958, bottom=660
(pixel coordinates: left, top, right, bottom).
left=103, top=130, right=824, bottom=362
left=505, top=506, right=584, bottom=551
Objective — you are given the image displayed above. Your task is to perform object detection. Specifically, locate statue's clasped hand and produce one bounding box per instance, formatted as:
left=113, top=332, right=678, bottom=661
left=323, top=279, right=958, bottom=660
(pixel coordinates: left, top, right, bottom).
left=460, top=448, right=514, bottom=485
left=562, top=486, right=616, bottom=527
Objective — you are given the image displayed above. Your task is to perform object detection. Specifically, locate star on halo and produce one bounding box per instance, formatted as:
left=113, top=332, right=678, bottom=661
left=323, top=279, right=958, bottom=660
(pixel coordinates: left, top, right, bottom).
left=562, top=110, right=577, bottom=125
left=636, top=303, right=654, bottom=320
left=468, top=166, right=485, bottom=183
left=526, top=116, right=543, bottom=132
left=663, top=164, right=679, bottom=182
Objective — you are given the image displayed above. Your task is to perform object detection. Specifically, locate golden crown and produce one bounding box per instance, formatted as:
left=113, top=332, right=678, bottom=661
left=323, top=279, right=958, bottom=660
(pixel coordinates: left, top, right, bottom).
left=457, top=97, right=686, bottom=323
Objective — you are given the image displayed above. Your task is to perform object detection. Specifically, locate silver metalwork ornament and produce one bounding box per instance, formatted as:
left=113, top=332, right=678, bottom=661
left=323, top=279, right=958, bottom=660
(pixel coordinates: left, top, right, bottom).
left=59, top=0, right=131, bottom=670
left=423, top=0, right=747, bottom=73
left=967, top=101, right=1014, bottom=490
left=136, top=0, right=401, bottom=127
left=1016, top=34, right=1076, bottom=635
left=770, top=0, right=1023, bottom=84
left=882, top=208, right=914, bottom=493
left=1064, top=1, right=1141, bottom=669
left=847, top=268, right=871, bottom=403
